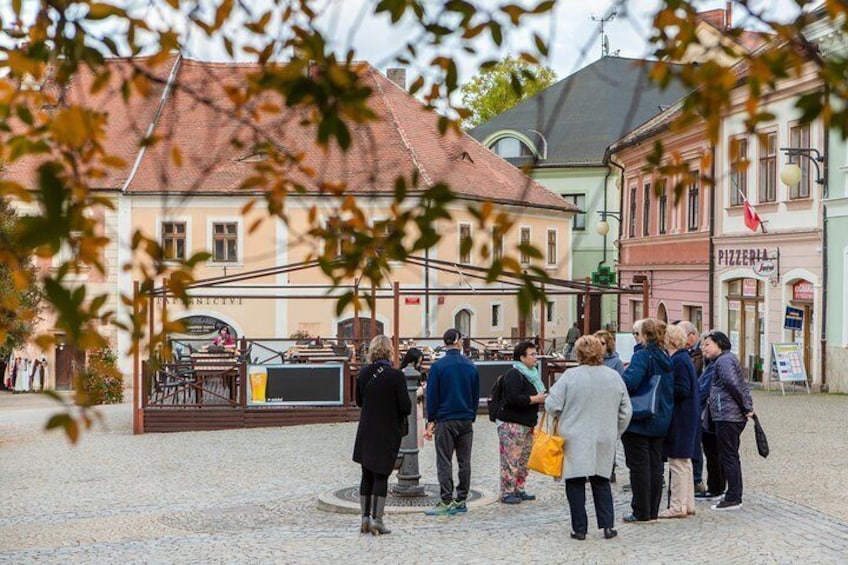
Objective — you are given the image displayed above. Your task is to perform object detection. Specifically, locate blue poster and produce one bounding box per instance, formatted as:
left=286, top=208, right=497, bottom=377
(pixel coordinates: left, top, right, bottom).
left=784, top=306, right=804, bottom=331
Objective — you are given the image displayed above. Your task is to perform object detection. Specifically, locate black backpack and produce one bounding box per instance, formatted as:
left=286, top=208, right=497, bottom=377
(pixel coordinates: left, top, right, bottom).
left=487, top=374, right=506, bottom=422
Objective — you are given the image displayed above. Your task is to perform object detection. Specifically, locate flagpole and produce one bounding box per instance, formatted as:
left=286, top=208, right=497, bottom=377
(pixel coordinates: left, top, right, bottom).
left=735, top=186, right=767, bottom=234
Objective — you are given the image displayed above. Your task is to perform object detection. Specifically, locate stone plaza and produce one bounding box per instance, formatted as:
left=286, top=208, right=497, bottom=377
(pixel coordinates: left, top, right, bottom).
left=1, top=389, right=848, bottom=564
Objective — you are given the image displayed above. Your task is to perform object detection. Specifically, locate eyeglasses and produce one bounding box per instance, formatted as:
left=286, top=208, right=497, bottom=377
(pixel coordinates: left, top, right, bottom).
left=632, top=332, right=639, bottom=336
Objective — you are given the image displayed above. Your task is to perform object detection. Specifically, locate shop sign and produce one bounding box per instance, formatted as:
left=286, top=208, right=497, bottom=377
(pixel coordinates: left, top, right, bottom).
left=784, top=306, right=804, bottom=331
left=728, top=300, right=741, bottom=311
left=742, top=279, right=758, bottom=297
left=792, top=281, right=814, bottom=301
left=716, top=248, right=769, bottom=267
left=752, top=260, right=776, bottom=278
left=178, top=315, right=229, bottom=336
left=404, top=297, right=420, bottom=305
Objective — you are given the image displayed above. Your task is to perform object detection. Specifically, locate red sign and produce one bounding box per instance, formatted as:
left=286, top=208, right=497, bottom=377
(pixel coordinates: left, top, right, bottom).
left=437, top=296, right=445, bottom=305
left=404, top=297, right=420, bottom=305
left=793, top=281, right=814, bottom=302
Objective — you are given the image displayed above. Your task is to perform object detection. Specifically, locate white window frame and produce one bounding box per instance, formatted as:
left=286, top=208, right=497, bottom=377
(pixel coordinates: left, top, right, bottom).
left=546, top=228, right=557, bottom=267
left=156, top=215, right=192, bottom=264
left=206, top=216, right=243, bottom=267
left=490, top=301, right=504, bottom=331
left=458, top=222, right=472, bottom=265
left=519, top=225, right=531, bottom=265
left=491, top=226, right=504, bottom=264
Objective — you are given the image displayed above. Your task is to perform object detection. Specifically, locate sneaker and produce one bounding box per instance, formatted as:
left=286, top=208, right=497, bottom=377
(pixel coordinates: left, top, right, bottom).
left=425, top=501, right=454, bottom=516
left=695, top=491, right=723, bottom=501
left=516, top=491, right=536, bottom=501
left=500, top=494, right=522, bottom=504
left=449, top=499, right=467, bottom=514
left=711, top=499, right=742, bottom=511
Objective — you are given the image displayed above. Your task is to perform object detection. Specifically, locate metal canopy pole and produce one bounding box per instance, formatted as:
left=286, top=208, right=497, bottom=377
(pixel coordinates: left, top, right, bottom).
left=393, top=282, right=400, bottom=365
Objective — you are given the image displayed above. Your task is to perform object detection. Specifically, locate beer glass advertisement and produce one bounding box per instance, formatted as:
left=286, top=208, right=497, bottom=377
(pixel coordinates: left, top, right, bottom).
left=247, top=364, right=345, bottom=406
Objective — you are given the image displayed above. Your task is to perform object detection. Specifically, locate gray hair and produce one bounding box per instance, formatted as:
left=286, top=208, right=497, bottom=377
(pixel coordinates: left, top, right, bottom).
left=676, top=320, right=698, bottom=338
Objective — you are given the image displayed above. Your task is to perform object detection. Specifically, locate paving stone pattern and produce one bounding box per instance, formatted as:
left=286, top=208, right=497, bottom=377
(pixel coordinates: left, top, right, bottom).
left=1, top=390, right=848, bottom=564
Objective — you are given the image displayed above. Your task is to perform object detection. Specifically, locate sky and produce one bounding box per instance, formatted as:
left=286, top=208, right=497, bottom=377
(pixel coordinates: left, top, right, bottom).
left=171, top=0, right=806, bottom=84
left=0, top=0, right=807, bottom=87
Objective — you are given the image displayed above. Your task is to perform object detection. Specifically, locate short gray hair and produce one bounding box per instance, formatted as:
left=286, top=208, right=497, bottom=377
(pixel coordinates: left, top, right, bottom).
left=665, top=324, right=688, bottom=351
left=676, top=320, right=698, bottom=338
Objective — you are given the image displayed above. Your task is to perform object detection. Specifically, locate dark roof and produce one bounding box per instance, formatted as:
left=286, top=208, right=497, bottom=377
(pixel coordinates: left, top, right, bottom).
left=468, top=56, right=691, bottom=167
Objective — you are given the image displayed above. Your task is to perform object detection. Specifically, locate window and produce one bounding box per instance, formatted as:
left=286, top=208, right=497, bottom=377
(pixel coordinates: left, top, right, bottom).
left=492, top=226, right=504, bottom=263
left=374, top=219, right=392, bottom=257
left=642, top=182, right=651, bottom=236
left=491, top=136, right=532, bottom=158
left=758, top=132, right=777, bottom=203
left=326, top=216, right=345, bottom=257
left=162, top=221, right=186, bottom=261
left=789, top=124, right=811, bottom=199
left=459, top=223, right=472, bottom=264
left=546, top=229, right=557, bottom=266
left=520, top=227, right=530, bottom=264
left=683, top=305, right=703, bottom=333
left=687, top=172, right=699, bottom=232
left=730, top=137, right=749, bottom=206
left=546, top=301, right=555, bottom=323
left=658, top=179, right=668, bottom=235
left=562, top=194, right=586, bottom=231
left=491, top=304, right=501, bottom=327
left=628, top=186, right=637, bottom=238
left=212, top=222, right=238, bottom=263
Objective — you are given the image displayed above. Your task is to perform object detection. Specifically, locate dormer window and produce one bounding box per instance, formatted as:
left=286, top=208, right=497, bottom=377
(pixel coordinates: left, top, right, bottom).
left=490, top=136, right=533, bottom=159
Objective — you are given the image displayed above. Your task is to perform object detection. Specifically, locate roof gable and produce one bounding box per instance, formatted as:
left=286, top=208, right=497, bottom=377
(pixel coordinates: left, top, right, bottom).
left=468, top=56, right=691, bottom=166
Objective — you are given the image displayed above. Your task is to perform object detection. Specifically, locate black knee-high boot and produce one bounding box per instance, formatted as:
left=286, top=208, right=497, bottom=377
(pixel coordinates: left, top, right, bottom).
left=369, top=496, right=391, bottom=535
left=359, top=495, right=371, bottom=533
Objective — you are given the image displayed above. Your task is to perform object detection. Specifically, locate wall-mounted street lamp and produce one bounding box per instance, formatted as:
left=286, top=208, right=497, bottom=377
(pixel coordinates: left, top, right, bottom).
left=596, top=210, right=622, bottom=236
left=779, top=146, right=825, bottom=188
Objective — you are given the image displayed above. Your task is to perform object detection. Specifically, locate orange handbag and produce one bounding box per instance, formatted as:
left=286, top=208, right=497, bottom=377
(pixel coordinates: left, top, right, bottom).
left=528, top=412, right=565, bottom=479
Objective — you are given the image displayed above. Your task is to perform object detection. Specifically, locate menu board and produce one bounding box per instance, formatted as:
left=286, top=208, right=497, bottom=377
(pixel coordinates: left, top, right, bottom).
left=770, top=343, right=807, bottom=383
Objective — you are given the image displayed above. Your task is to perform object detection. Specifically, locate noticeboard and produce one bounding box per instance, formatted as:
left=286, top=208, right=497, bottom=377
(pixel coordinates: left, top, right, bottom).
left=769, top=343, right=807, bottom=383
left=615, top=333, right=637, bottom=365
left=474, top=361, right=515, bottom=402
left=247, top=364, right=345, bottom=406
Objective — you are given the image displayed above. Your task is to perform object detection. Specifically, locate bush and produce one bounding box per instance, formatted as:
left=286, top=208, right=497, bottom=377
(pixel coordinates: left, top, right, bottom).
left=77, top=348, right=123, bottom=405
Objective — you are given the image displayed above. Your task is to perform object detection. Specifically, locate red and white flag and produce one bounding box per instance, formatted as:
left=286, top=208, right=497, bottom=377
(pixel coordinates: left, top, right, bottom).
left=743, top=199, right=762, bottom=232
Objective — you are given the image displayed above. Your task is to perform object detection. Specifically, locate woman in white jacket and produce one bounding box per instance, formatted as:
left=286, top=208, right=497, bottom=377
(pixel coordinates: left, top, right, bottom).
left=545, top=336, right=632, bottom=541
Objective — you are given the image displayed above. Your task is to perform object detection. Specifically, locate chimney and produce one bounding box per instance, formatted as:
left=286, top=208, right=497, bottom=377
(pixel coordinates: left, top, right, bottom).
left=386, top=68, right=406, bottom=90
left=725, top=2, right=732, bottom=29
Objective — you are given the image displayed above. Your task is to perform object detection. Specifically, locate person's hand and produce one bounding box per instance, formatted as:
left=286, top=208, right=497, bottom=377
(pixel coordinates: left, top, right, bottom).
left=423, top=422, right=436, bottom=441
left=531, top=393, right=547, bottom=404
left=746, top=411, right=755, bottom=419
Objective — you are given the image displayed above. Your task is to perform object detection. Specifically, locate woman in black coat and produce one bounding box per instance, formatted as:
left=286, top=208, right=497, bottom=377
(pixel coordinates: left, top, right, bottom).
left=352, top=335, right=411, bottom=535
left=659, top=325, right=700, bottom=519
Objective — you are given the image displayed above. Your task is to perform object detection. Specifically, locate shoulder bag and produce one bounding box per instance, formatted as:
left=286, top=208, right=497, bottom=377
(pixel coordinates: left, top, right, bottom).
left=528, top=412, right=565, bottom=479
left=630, top=355, right=661, bottom=421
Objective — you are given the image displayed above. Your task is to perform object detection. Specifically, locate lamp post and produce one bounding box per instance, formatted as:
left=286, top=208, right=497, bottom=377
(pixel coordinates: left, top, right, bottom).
left=595, top=210, right=622, bottom=236
left=779, top=145, right=828, bottom=392
left=779, top=146, right=825, bottom=189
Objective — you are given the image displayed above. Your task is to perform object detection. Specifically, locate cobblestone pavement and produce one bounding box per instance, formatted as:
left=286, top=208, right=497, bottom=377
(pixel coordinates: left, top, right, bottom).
left=1, top=390, right=848, bottom=564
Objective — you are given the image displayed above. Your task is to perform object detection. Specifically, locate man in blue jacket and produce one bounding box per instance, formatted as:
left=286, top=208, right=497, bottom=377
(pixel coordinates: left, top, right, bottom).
left=424, top=328, right=480, bottom=516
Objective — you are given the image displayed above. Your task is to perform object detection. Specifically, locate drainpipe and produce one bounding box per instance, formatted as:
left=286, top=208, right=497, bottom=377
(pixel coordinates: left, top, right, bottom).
left=820, top=119, right=829, bottom=391
left=607, top=156, right=625, bottom=331
left=709, top=144, right=716, bottom=330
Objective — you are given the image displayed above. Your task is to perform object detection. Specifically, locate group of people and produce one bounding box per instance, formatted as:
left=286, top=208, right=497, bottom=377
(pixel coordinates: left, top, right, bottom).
left=351, top=319, right=755, bottom=540
left=2, top=355, right=49, bottom=393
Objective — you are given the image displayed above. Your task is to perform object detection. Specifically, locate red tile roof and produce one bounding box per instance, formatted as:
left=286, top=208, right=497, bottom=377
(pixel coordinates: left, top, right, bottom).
left=5, top=56, right=571, bottom=213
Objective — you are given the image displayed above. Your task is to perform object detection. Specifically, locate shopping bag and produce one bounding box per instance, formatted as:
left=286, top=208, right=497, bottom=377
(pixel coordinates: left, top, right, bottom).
left=753, top=414, right=769, bottom=458
left=528, top=413, right=565, bottom=479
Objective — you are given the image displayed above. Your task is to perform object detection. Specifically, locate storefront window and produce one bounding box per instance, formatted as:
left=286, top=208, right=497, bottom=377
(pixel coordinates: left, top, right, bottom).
left=726, top=278, right=764, bottom=381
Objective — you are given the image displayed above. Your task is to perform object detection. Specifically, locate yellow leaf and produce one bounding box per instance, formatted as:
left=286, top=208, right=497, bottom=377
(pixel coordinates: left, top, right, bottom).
left=170, top=146, right=183, bottom=168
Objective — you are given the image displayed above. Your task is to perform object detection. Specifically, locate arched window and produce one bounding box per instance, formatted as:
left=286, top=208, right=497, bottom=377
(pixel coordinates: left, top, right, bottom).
left=656, top=303, right=668, bottom=323
left=454, top=309, right=473, bottom=338
left=490, top=137, right=533, bottom=158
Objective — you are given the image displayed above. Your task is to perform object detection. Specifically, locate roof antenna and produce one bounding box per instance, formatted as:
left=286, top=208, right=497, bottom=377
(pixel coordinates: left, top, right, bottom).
left=591, top=10, right=617, bottom=59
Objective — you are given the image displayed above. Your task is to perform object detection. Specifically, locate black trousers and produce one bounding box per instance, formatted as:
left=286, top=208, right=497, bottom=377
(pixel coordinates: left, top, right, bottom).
left=435, top=420, right=474, bottom=502
left=702, top=429, right=725, bottom=495
left=716, top=420, right=746, bottom=503
left=565, top=475, right=614, bottom=533
left=621, top=432, right=664, bottom=520
left=359, top=467, right=389, bottom=497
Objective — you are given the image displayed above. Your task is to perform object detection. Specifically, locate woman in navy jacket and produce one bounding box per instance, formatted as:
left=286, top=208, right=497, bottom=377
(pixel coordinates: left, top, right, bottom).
left=621, top=318, right=675, bottom=523
left=659, top=324, right=700, bottom=518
